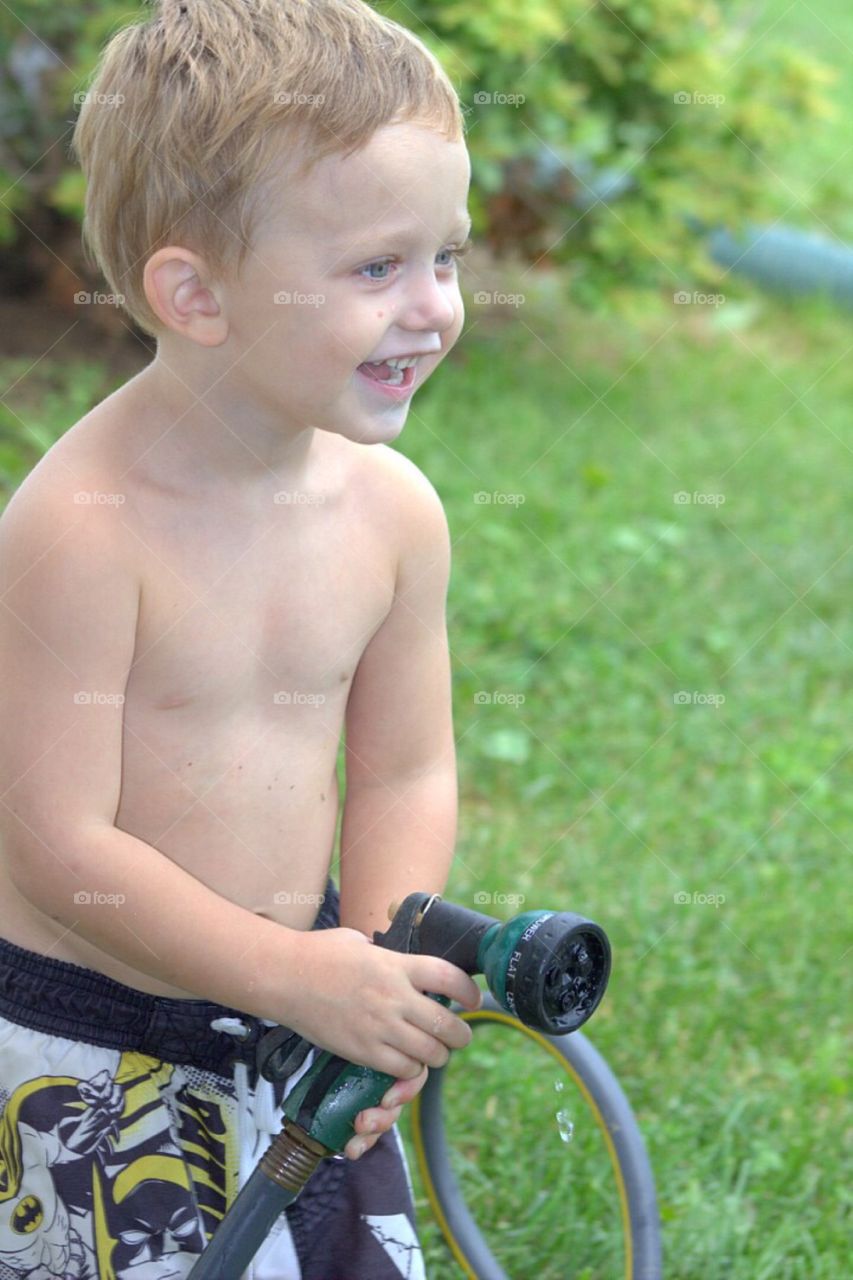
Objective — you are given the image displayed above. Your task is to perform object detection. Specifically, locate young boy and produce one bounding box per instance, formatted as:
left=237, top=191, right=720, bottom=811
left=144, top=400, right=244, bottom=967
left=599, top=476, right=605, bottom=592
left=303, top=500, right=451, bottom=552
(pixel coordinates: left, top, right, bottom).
left=0, top=1, right=482, bottom=1275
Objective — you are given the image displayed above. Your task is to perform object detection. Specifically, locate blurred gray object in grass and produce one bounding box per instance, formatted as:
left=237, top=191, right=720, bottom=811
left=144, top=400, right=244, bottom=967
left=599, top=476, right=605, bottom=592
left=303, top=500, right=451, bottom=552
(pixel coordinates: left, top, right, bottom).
left=531, top=144, right=853, bottom=309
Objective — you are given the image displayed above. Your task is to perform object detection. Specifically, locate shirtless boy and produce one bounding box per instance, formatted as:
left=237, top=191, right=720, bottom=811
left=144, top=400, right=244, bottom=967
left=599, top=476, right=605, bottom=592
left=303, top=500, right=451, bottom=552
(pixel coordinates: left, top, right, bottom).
left=0, top=1, right=481, bottom=1275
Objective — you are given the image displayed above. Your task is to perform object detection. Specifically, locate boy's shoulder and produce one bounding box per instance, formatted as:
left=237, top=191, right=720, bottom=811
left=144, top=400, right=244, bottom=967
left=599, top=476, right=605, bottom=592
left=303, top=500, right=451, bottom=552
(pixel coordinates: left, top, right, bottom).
left=353, top=443, right=449, bottom=549
left=0, top=399, right=130, bottom=542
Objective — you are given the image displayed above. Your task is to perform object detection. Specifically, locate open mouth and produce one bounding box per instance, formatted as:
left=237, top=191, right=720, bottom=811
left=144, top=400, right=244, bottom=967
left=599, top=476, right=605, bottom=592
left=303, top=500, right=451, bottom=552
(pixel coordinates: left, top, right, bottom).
left=355, top=357, right=420, bottom=397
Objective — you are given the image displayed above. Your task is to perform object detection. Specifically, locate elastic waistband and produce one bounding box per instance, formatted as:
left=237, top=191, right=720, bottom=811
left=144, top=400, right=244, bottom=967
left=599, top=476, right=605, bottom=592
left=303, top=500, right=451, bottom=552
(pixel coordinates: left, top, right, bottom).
left=0, top=878, right=339, bottom=1078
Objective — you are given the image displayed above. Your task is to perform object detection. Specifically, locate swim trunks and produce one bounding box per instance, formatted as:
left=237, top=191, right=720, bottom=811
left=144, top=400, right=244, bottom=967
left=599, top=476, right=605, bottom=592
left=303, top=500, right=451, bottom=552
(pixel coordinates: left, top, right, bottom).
left=0, top=879, right=426, bottom=1279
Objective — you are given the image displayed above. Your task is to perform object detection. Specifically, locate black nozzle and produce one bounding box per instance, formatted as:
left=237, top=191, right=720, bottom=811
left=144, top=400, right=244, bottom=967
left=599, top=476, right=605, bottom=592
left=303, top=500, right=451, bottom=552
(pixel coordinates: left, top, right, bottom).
left=376, top=895, right=611, bottom=1037
left=505, top=912, right=610, bottom=1034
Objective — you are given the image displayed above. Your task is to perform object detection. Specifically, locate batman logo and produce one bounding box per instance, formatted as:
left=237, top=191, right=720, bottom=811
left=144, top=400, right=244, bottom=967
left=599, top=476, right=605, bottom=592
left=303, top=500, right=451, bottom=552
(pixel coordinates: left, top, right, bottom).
left=12, top=1194, right=44, bottom=1234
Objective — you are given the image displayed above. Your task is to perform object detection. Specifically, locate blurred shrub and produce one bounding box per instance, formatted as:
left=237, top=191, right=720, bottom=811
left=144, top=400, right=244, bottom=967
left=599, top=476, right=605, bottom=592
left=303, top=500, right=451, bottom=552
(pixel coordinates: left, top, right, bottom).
left=0, top=0, right=837, bottom=310
left=0, top=2, right=139, bottom=230
left=393, top=0, right=837, bottom=306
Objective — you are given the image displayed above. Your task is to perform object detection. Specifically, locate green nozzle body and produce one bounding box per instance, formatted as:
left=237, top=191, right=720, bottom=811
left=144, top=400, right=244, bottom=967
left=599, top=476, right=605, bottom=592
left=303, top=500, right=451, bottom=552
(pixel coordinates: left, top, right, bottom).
left=281, top=999, right=452, bottom=1153
left=283, top=1056, right=395, bottom=1153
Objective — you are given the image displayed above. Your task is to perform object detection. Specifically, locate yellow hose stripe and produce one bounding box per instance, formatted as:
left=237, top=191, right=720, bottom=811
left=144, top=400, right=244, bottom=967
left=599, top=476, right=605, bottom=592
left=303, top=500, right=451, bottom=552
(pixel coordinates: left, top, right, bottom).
left=411, top=1010, right=634, bottom=1280
left=410, top=1088, right=477, bottom=1279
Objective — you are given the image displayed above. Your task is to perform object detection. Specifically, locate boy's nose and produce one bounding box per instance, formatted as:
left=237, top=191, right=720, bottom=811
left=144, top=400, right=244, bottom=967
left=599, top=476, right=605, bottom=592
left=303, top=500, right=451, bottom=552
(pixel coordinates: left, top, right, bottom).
left=399, top=274, right=459, bottom=333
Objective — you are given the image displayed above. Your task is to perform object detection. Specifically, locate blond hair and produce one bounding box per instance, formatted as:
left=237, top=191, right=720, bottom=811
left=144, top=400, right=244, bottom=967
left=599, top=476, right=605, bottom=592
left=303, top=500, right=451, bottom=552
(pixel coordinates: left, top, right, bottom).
left=70, top=0, right=465, bottom=336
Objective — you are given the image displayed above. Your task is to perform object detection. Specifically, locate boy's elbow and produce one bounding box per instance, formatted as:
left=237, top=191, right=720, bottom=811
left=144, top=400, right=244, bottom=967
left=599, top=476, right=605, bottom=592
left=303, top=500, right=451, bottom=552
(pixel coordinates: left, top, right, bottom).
left=4, top=822, right=111, bottom=918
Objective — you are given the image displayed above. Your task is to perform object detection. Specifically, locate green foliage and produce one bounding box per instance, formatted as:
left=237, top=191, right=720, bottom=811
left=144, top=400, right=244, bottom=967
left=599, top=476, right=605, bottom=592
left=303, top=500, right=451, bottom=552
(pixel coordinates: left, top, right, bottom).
left=0, top=2, right=146, bottom=233
left=385, top=0, right=836, bottom=305
left=0, top=1, right=838, bottom=307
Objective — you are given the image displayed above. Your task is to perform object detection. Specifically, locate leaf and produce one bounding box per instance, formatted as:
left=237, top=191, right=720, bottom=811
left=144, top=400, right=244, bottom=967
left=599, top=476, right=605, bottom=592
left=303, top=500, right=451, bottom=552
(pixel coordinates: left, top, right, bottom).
left=480, top=728, right=531, bottom=764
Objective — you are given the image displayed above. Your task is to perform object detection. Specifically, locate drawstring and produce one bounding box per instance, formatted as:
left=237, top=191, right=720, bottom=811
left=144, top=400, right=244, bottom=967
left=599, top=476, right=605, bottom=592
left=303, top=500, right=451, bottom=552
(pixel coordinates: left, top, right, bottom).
left=209, top=1017, right=260, bottom=1198
left=207, top=1014, right=342, bottom=1279
left=209, top=1016, right=318, bottom=1188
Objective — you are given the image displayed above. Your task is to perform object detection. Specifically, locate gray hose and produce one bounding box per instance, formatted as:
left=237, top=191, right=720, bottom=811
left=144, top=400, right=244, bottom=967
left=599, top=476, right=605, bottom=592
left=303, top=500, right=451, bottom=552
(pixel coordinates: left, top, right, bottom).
left=187, top=1166, right=299, bottom=1280
left=704, top=221, right=853, bottom=305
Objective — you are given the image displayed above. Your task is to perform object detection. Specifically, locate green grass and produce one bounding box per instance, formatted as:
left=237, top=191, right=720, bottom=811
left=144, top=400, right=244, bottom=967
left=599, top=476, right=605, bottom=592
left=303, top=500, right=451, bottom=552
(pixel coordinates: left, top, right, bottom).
left=387, top=282, right=851, bottom=1278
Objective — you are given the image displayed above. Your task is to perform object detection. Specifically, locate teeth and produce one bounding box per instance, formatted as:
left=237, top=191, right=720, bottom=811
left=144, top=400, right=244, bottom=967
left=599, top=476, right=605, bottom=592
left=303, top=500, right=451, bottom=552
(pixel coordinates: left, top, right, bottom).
left=368, top=356, right=419, bottom=370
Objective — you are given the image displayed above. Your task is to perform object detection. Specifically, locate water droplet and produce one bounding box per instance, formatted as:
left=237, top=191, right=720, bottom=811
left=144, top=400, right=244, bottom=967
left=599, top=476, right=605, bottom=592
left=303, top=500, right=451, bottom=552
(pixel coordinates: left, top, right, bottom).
left=556, top=1109, right=574, bottom=1143
left=554, top=1080, right=565, bottom=1092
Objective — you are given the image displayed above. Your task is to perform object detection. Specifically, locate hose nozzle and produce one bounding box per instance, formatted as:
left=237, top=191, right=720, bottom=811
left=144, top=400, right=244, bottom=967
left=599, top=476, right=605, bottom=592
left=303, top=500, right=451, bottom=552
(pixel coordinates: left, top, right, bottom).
left=379, top=896, right=611, bottom=1036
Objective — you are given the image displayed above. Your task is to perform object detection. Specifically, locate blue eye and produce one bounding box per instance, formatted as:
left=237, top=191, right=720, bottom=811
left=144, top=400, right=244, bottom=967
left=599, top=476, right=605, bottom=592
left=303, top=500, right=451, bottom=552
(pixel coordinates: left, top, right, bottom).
left=360, top=260, right=395, bottom=282
left=358, top=239, right=473, bottom=282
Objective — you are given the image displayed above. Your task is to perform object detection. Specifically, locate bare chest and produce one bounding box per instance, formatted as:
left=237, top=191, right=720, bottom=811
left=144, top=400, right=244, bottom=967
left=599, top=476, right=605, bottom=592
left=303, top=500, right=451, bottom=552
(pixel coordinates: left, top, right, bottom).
left=111, top=475, right=395, bottom=858
left=125, top=487, right=394, bottom=719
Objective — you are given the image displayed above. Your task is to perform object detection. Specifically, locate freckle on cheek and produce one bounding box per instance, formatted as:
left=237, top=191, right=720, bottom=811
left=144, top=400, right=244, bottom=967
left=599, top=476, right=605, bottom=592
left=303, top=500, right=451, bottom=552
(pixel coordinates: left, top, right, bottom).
left=376, top=311, right=384, bottom=318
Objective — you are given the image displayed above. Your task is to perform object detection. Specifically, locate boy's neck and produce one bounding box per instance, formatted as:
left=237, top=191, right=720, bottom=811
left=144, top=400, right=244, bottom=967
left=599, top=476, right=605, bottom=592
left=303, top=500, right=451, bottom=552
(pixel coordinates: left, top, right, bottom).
left=126, top=349, right=321, bottom=499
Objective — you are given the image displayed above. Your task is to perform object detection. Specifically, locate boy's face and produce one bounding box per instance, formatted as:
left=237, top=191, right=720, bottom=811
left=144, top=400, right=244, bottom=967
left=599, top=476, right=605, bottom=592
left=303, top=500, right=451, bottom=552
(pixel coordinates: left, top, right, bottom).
left=219, top=121, right=471, bottom=446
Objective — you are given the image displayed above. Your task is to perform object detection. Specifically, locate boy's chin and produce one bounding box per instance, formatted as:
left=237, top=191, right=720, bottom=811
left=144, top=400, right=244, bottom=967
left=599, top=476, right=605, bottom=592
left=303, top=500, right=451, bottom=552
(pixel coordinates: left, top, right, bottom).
left=325, top=405, right=409, bottom=446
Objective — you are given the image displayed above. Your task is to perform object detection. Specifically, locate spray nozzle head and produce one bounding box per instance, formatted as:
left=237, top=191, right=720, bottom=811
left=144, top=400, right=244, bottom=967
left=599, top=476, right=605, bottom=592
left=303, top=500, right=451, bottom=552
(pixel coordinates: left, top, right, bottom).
left=375, top=895, right=611, bottom=1036
left=498, top=911, right=610, bottom=1034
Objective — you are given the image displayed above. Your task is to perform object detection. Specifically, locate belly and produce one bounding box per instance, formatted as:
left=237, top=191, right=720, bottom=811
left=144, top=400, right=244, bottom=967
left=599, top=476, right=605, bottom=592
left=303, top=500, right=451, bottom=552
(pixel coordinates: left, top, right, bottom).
left=0, top=707, right=344, bottom=997
left=115, top=701, right=343, bottom=914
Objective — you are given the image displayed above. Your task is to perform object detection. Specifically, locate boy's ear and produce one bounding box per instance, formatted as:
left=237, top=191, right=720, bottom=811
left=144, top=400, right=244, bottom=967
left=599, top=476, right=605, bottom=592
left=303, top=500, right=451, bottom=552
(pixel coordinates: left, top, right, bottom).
left=142, top=247, right=229, bottom=346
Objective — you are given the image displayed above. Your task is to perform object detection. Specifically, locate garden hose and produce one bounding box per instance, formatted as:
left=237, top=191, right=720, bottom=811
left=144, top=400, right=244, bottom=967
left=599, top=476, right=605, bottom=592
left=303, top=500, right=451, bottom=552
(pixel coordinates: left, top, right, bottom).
left=188, top=892, right=611, bottom=1278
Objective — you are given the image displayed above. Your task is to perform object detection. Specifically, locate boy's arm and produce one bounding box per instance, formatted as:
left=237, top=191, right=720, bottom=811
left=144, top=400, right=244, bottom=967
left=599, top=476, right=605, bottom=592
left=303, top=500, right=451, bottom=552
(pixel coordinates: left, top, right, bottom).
left=0, top=472, right=300, bottom=1014
left=339, top=453, right=457, bottom=938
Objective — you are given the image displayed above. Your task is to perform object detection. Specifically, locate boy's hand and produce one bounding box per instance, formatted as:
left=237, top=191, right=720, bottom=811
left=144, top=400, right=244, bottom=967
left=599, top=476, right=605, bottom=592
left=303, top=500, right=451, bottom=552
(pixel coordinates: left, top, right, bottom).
left=278, top=926, right=483, bottom=1077
left=344, top=1065, right=429, bottom=1160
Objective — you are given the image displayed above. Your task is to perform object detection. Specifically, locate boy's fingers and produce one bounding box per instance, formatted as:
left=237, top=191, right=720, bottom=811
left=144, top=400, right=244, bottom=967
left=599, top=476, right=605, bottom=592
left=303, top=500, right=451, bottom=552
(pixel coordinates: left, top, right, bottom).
left=380, top=1064, right=428, bottom=1109
left=345, top=1132, right=381, bottom=1160
left=354, top=1103, right=402, bottom=1136
left=431, top=963, right=482, bottom=1011
left=418, top=1004, right=472, bottom=1054
left=462, top=978, right=484, bottom=1010
left=348, top=1091, right=412, bottom=1156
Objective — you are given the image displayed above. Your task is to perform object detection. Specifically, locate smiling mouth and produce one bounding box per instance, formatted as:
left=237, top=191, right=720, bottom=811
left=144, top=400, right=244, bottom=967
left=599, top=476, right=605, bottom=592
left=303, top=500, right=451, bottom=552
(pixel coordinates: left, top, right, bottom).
left=356, top=360, right=417, bottom=389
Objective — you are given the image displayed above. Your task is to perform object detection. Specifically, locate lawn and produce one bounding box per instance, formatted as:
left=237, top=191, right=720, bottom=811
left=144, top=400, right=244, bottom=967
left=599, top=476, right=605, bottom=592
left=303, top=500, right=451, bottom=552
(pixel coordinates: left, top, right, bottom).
left=396, top=278, right=850, bottom=1277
